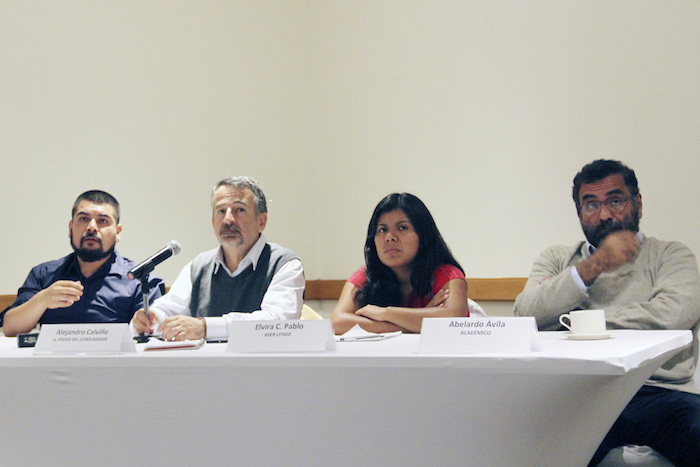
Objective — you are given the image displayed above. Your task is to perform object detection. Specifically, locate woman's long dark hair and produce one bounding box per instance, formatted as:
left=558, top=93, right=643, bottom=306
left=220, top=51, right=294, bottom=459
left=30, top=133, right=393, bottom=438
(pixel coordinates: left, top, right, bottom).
left=354, top=193, right=463, bottom=307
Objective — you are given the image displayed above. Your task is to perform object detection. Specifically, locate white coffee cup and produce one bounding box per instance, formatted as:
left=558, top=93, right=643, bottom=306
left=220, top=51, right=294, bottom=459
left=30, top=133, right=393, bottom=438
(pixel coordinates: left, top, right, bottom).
left=559, top=309, right=606, bottom=334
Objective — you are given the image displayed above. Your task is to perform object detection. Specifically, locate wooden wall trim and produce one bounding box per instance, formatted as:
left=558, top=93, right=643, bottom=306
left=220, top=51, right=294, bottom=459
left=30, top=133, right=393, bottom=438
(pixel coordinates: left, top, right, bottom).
left=465, top=278, right=527, bottom=301
left=0, top=278, right=527, bottom=312
left=1, top=295, right=16, bottom=311
left=305, top=280, right=346, bottom=301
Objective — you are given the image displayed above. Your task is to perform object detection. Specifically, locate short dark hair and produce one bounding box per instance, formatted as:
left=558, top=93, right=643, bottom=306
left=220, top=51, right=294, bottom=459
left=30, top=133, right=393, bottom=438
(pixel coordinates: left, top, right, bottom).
left=572, top=160, right=639, bottom=211
left=211, top=176, right=267, bottom=215
left=72, top=190, right=121, bottom=223
left=355, top=193, right=463, bottom=307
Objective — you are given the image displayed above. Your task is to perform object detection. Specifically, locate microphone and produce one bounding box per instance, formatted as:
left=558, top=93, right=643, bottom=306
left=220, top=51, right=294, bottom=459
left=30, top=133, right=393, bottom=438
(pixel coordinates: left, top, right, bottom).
left=128, top=241, right=181, bottom=280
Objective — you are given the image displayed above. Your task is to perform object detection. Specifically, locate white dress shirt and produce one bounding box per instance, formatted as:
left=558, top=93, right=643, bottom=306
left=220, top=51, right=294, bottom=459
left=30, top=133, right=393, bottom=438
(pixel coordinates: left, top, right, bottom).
left=145, top=235, right=304, bottom=340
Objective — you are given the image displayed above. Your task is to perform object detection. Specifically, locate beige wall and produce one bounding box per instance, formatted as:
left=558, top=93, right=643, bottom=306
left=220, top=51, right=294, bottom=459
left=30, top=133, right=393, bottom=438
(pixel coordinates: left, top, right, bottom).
left=0, top=1, right=316, bottom=291
left=2, top=2, right=700, bottom=299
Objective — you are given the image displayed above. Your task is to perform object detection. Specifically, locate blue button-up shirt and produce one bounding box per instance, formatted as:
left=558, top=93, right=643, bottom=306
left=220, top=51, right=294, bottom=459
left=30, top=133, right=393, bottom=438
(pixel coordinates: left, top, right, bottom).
left=5, top=251, right=165, bottom=326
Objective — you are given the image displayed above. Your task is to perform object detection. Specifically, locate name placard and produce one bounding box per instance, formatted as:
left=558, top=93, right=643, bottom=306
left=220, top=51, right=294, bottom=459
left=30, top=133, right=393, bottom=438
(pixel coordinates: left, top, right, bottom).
left=33, top=323, right=136, bottom=355
left=418, top=317, right=541, bottom=354
left=227, top=320, right=336, bottom=353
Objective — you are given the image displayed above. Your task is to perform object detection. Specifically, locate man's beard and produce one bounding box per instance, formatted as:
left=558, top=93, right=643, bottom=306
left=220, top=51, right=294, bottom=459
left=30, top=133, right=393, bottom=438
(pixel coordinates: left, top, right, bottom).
left=581, top=204, right=641, bottom=248
left=70, top=233, right=114, bottom=262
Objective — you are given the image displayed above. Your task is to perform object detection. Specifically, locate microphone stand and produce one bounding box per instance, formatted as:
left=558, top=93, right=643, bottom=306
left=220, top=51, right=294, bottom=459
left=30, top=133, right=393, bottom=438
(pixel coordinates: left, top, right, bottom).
left=134, top=274, right=152, bottom=343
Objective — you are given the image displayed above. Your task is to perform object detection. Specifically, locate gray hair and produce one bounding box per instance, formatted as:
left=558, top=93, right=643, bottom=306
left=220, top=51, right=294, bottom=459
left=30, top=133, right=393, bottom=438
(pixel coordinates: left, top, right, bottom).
left=211, top=176, right=267, bottom=214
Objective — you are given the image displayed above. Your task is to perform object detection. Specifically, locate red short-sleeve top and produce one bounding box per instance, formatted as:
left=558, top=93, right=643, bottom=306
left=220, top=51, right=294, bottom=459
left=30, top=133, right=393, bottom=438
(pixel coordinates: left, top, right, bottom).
left=348, top=264, right=466, bottom=309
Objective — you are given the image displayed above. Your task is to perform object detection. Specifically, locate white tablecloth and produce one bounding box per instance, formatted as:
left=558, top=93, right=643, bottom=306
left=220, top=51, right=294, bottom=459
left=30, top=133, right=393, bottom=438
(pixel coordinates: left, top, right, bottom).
left=0, top=330, right=691, bottom=467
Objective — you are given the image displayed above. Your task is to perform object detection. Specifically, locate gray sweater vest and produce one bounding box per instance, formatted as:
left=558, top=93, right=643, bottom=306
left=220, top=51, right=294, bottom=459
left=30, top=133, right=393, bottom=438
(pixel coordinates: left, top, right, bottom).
left=189, top=243, right=299, bottom=318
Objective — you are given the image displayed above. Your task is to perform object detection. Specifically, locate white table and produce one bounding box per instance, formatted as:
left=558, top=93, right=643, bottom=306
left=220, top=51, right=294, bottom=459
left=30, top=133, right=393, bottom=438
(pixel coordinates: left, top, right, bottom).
left=0, top=330, right=691, bottom=467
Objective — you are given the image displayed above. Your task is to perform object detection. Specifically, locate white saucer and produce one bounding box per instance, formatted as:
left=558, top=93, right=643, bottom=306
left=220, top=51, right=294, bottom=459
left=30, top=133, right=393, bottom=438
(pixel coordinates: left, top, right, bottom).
left=565, top=331, right=613, bottom=340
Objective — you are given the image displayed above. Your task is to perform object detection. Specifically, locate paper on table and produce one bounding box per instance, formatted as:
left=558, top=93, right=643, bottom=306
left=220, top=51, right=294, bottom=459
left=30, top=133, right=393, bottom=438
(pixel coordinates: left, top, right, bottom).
left=336, top=324, right=402, bottom=342
left=143, top=338, right=205, bottom=351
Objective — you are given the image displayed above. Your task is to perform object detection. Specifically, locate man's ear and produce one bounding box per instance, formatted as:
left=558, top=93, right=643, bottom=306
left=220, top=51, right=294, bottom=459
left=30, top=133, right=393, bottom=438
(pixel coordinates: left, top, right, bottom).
left=637, top=193, right=643, bottom=219
left=257, top=212, right=268, bottom=233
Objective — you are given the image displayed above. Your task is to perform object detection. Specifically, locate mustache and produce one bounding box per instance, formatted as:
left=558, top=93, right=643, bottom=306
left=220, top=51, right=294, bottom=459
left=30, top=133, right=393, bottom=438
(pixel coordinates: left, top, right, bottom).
left=589, top=219, right=625, bottom=238
left=220, top=224, right=240, bottom=235
left=80, top=233, right=102, bottom=245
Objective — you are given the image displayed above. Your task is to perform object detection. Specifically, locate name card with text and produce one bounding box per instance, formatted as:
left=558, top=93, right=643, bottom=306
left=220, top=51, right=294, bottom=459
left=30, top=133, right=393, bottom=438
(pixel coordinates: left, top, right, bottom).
left=33, top=324, right=136, bottom=354
left=227, top=320, right=336, bottom=353
left=418, top=317, right=540, bottom=354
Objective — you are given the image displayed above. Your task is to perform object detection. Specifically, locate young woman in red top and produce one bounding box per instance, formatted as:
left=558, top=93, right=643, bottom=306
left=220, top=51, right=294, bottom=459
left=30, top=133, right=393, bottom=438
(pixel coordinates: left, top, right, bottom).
left=331, top=193, right=469, bottom=334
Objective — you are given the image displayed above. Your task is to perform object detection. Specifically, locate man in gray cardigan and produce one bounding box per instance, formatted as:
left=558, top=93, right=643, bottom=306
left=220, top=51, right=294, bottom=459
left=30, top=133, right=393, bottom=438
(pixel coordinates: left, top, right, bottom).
left=514, top=159, right=700, bottom=467
left=131, top=176, right=304, bottom=342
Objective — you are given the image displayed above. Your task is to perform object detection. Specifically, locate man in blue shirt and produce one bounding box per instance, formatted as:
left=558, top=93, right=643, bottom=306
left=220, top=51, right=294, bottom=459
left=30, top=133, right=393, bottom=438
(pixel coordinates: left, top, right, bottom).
left=1, top=190, right=164, bottom=336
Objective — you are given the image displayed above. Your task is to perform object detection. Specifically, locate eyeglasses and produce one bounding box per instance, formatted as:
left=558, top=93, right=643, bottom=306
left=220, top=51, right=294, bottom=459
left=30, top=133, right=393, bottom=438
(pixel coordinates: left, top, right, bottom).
left=580, top=196, right=633, bottom=215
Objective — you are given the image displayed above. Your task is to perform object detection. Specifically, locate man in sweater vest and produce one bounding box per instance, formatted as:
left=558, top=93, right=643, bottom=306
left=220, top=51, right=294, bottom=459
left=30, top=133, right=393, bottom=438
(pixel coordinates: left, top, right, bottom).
left=131, top=176, right=304, bottom=342
left=514, top=159, right=700, bottom=466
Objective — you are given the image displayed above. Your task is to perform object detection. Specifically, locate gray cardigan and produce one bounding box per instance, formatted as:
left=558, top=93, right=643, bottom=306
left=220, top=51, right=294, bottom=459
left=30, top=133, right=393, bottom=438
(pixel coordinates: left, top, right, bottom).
left=514, top=236, right=700, bottom=393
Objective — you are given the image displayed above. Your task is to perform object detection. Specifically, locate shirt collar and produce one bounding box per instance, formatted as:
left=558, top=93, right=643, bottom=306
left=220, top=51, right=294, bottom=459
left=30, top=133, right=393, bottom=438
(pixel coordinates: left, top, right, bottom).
left=214, top=234, right=267, bottom=277
left=586, top=231, right=645, bottom=255
left=67, top=251, right=122, bottom=279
